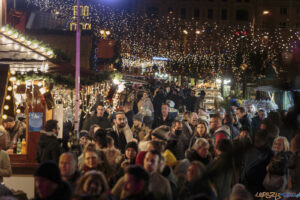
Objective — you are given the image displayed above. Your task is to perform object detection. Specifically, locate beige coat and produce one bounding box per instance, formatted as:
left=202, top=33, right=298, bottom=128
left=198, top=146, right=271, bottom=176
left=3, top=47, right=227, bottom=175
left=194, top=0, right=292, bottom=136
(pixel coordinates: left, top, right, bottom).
left=0, top=150, right=12, bottom=182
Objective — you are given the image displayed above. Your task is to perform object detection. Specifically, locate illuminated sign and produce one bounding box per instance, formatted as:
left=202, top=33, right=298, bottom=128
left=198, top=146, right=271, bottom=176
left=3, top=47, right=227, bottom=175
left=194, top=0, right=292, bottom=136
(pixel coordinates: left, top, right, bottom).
left=70, top=5, right=91, bottom=31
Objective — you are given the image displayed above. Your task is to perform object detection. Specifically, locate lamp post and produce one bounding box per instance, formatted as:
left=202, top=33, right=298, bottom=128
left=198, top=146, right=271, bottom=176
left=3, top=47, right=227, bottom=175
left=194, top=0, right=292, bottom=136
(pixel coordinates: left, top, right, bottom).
left=100, top=29, right=111, bottom=39
left=183, top=29, right=188, bottom=55
left=74, top=0, right=81, bottom=137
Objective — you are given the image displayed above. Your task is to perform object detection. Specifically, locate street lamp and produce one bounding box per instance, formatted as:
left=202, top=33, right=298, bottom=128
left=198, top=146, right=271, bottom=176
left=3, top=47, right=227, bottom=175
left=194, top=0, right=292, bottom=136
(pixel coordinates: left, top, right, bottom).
left=262, top=10, right=270, bottom=15
left=100, top=29, right=111, bottom=39
left=196, top=30, right=201, bottom=35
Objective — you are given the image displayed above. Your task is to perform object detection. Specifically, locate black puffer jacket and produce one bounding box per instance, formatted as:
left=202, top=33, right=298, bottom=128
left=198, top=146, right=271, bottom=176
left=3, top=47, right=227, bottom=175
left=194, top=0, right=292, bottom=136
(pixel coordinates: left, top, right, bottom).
left=36, top=130, right=61, bottom=163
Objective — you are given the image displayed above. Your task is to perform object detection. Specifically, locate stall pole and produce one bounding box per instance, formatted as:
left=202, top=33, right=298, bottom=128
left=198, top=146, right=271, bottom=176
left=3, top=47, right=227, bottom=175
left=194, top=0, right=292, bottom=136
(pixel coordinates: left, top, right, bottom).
left=75, top=0, right=81, bottom=138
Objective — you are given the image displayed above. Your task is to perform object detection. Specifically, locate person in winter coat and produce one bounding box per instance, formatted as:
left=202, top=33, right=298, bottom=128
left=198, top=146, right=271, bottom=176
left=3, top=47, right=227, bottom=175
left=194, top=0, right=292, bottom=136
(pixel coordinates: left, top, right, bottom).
left=251, top=109, right=266, bottom=135
left=131, top=114, right=151, bottom=141
left=264, top=136, right=291, bottom=192
left=167, top=120, right=186, bottom=160
left=36, top=120, right=61, bottom=163
left=0, top=145, right=12, bottom=183
left=242, top=129, right=273, bottom=194
left=82, top=102, right=112, bottom=131
left=108, top=111, right=133, bottom=153
left=223, top=113, right=240, bottom=141
left=2, top=116, right=26, bottom=148
left=186, top=138, right=212, bottom=166
left=137, top=91, right=154, bottom=128
left=33, top=161, right=72, bottom=200
left=207, top=139, right=235, bottom=200
left=152, top=104, right=174, bottom=129
left=236, top=107, right=252, bottom=136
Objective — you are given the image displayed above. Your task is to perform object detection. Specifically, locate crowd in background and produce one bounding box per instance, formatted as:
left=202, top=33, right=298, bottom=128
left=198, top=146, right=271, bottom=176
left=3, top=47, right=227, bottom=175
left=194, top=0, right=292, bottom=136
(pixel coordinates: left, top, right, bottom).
left=0, top=82, right=300, bottom=200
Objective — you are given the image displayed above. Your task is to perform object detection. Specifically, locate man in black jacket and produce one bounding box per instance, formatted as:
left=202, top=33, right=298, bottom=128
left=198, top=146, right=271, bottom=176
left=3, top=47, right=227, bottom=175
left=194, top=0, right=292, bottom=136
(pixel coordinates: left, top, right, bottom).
left=152, top=104, right=174, bottom=129
left=36, top=120, right=61, bottom=163
left=236, top=107, right=252, bottom=136
left=82, top=102, right=111, bottom=131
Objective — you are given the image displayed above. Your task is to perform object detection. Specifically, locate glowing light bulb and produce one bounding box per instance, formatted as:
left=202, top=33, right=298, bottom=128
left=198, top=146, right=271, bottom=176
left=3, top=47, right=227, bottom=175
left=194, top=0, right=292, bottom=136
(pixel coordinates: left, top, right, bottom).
left=6, top=95, right=11, bottom=100
left=13, top=85, right=17, bottom=89
left=16, top=109, right=21, bottom=114
left=4, top=105, right=9, bottom=110
left=10, top=70, right=16, bottom=75
left=16, top=81, right=21, bottom=86
left=38, top=81, right=43, bottom=87
left=2, top=115, right=7, bottom=120
left=9, top=77, right=16, bottom=82
left=7, top=86, right=13, bottom=91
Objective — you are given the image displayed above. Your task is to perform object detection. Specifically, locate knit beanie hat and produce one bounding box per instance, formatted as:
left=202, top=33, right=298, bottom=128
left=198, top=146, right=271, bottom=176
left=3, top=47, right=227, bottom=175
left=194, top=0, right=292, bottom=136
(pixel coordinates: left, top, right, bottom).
left=126, top=141, right=138, bottom=153
left=34, top=161, right=62, bottom=184
left=133, top=114, right=144, bottom=123
left=151, top=125, right=170, bottom=141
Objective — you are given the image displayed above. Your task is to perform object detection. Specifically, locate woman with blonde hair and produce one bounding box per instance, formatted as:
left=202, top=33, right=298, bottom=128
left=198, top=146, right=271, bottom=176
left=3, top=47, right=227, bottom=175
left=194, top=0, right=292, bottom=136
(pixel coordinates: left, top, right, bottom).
left=263, top=136, right=291, bottom=192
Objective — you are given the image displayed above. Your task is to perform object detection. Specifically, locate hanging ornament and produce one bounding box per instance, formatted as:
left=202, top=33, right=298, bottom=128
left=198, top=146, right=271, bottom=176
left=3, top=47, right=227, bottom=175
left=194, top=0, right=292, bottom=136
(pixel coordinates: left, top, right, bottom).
left=240, top=63, right=248, bottom=70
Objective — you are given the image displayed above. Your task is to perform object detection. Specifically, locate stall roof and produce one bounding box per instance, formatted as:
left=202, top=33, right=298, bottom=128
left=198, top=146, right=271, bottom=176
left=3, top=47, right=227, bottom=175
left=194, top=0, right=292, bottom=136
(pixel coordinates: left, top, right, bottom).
left=0, top=25, right=56, bottom=71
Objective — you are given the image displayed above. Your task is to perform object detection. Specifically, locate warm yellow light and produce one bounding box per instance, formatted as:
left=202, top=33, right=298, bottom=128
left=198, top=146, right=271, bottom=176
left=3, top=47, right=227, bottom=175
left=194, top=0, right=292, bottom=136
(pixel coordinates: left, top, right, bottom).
left=33, top=43, right=38, bottom=49
left=38, top=81, right=43, bottom=87
left=47, top=51, right=53, bottom=56
left=10, top=70, right=16, bottom=75
left=106, top=31, right=110, bottom=35
left=13, top=85, right=17, bottom=89
left=183, top=30, right=188, bottom=35
left=100, top=30, right=105, bottom=35
left=16, top=109, right=21, bottom=114
left=9, top=77, right=16, bottom=82
left=1, top=27, right=5, bottom=32
left=15, top=102, right=20, bottom=106
left=4, top=105, right=9, bottom=110
left=13, top=33, right=18, bottom=39
left=16, top=81, right=21, bottom=86
left=26, top=41, right=31, bottom=46
left=40, top=47, right=45, bottom=52
left=7, top=86, right=13, bottom=91
left=7, top=30, right=12, bottom=35
left=262, top=10, right=270, bottom=15
left=196, top=30, right=201, bottom=35
left=20, top=37, right=25, bottom=42
left=2, top=115, right=7, bottom=120
left=5, top=95, right=11, bottom=100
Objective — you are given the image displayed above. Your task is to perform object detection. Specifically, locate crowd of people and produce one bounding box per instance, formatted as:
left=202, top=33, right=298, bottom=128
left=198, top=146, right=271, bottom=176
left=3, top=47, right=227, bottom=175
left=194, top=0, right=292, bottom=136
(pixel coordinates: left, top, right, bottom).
left=0, top=84, right=299, bottom=200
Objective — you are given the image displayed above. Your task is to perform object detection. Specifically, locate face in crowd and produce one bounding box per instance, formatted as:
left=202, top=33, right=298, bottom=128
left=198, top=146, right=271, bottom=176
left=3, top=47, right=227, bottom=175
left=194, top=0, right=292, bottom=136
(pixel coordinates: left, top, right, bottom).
left=143, top=152, right=159, bottom=174
left=258, top=110, right=266, bottom=120
left=196, top=123, right=207, bottom=137
left=161, top=104, right=169, bottom=117
left=196, top=145, right=209, bottom=159
left=82, top=175, right=104, bottom=196
left=35, top=177, right=58, bottom=199
left=3, top=121, right=15, bottom=130
left=210, top=117, right=222, bottom=132
left=115, top=113, right=126, bottom=129
left=190, top=113, right=198, bottom=126
left=96, top=105, right=105, bottom=118
left=84, top=151, right=99, bottom=169
left=235, top=109, right=245, bottom=120
left=59, top=153, right=77, bottom=180
left=123, top=173, right=145, bottom=198
left=272, top=138, right=285, bottom=154
left=125, top=147, right=137, bottom=160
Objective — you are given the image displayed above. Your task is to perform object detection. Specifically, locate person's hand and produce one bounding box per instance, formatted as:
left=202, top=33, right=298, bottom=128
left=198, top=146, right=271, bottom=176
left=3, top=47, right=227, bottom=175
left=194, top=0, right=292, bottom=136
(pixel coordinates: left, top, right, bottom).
left=239, top=131, right=248, bottom=139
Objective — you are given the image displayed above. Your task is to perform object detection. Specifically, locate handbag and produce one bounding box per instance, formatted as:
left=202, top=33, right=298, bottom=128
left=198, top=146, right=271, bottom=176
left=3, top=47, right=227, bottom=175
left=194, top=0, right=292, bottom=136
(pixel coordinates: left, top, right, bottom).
left=263, top=172, right=286, bottom=192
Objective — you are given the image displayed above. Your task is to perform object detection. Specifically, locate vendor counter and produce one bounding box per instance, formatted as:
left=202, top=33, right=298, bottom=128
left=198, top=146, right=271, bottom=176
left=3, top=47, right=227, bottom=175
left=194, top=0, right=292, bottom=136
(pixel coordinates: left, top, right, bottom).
left=9, top=131, right=40, bottom=173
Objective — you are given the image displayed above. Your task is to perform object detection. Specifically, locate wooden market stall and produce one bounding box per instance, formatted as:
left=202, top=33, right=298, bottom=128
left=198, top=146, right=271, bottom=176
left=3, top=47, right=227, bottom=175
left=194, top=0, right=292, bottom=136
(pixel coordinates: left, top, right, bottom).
left=0, top=25, right=57, bottom=171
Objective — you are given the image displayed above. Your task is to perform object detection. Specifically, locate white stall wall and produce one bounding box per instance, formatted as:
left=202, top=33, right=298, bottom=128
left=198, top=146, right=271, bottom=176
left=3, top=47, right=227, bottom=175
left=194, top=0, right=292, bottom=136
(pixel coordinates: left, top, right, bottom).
left=53, top=104, right=64, bottom=139
left=4, top=175, right=34, bottom=199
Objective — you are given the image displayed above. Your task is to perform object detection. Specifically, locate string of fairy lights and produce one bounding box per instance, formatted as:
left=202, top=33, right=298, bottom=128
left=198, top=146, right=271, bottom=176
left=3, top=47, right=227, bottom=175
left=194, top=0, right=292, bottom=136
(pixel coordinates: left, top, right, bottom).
left=26, top=0, right=300, bottom=81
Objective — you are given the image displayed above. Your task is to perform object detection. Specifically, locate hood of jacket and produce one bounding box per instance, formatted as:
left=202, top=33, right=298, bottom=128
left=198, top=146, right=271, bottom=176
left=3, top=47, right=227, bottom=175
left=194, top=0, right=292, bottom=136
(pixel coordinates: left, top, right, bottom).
left=38, top=130, right=58, bottom=148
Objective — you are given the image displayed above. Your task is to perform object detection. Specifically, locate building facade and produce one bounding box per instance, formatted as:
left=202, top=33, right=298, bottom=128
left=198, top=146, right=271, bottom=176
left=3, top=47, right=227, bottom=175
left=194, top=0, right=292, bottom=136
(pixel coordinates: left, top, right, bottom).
left=133, top=0, right=300, bottom=29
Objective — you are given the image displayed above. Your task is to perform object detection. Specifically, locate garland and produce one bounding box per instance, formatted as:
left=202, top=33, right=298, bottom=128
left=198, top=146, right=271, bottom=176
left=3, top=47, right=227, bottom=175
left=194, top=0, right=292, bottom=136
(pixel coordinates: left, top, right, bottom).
left=16, top=71, right=119, bottom=88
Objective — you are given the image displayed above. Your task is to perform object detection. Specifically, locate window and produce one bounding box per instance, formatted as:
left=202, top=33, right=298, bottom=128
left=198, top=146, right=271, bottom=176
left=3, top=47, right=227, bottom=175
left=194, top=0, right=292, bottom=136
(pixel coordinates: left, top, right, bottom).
left=146, top=7, right=159, bottom=17
left=208, top=9, right=213, bottom=19
left=221, top=9, right=227, bottom=20
left=194, top=8, right=200, bottom=19
left=236, top=9, right=249, bottom=21
left=280, top=8, right=287, bottom=16
left=181, top=8, right=186, bottom=19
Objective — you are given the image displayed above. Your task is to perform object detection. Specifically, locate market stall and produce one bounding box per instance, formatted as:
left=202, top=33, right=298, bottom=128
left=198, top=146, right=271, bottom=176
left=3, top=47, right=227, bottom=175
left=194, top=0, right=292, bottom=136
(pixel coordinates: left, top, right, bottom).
left=0, top=25, right=56, bottom=169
